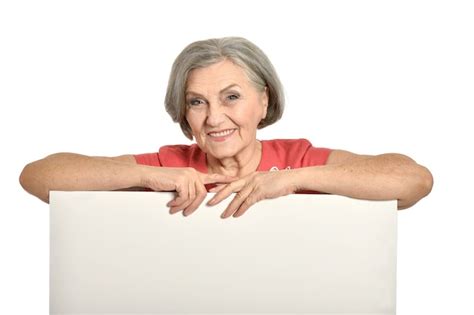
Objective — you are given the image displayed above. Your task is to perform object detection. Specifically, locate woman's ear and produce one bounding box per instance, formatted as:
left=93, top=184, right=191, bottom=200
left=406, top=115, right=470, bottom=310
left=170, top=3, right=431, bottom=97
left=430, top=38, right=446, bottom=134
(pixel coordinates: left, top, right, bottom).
left=261, top=86, right=269, bottom=119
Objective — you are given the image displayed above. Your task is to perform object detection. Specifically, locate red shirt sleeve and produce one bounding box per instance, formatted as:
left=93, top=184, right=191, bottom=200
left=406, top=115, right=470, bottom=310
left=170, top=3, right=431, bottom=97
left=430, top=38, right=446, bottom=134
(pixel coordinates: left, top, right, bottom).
left=134, top=152, right=162, bottom=166
left=301, top=145, right=332, bottom=167
left=133, top=144, right=205, bottom=169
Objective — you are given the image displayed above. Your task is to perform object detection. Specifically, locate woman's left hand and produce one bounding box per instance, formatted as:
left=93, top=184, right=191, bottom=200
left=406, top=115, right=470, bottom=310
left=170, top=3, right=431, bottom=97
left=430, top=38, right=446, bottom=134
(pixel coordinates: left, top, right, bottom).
left=207, top=170, right=299, bottom=219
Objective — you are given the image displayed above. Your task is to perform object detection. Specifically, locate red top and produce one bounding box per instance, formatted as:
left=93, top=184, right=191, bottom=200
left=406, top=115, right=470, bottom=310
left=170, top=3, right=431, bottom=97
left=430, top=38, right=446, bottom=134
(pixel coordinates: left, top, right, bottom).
left=134, top=138, right=331, bottom=193
left=134, top=138, right=332, bottom=172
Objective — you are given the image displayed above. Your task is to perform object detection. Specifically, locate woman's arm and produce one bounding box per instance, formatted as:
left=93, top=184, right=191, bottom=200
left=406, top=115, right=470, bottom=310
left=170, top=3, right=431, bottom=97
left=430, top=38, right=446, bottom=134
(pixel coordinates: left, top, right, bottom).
left=19, top=153, right=236, bottom=210
left=210, top=150, right=433, bottom=218
left=295, top=150, right=434, bottom=209
left=19, top=153, right=144, bottom=203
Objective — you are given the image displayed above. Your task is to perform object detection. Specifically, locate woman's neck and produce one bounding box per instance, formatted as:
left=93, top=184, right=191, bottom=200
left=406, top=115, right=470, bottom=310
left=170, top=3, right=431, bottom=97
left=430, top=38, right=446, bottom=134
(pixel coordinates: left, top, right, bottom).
left=207, top=140, right=262, bottom=178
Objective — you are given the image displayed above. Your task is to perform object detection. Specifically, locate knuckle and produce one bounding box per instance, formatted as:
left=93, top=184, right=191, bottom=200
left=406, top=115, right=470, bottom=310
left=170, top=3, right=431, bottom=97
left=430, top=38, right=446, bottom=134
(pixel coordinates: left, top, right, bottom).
left=199, top=190, right=207, bottom=200
left=235, top=191, right=246, bottom=200
left=197, top=183, right=206, bottom=193
left=223, top=182, right=235, bottom=191
left=175, top=185, right=185, bottom=195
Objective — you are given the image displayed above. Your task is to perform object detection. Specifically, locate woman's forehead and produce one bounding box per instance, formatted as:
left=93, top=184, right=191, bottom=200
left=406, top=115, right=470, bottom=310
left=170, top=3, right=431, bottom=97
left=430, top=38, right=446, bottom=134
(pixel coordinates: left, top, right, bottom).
left=186, top=60, right=251, bottom=93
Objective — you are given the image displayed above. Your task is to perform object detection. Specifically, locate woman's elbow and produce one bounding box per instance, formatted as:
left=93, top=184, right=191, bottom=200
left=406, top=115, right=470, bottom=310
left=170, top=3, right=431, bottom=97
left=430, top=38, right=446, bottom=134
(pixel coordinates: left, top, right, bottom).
left=19, top=163, right=33, bottom=192
left=398, top=164, right=433, bottom=210
left=419, top=165, right=434, bottom=197
left=19, top=162, right=50, bottom=203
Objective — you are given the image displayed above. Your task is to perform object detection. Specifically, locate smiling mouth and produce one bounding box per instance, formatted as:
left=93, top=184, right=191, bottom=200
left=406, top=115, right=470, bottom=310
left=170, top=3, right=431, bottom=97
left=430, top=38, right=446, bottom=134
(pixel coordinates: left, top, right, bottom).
left=207, top=129, right=236, bottom=138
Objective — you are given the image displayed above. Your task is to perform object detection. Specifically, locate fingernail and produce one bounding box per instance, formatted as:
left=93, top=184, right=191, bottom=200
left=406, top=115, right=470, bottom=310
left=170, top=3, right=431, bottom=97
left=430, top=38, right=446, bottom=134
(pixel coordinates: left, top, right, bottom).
left=207, top=198, right=215, bottom=206
left=221, top=213, right=226, bottom=219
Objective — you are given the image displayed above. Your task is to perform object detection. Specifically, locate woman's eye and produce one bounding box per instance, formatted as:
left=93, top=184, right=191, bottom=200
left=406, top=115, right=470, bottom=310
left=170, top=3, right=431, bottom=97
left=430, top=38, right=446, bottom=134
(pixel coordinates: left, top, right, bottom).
left=227, top=94, right=239, bottom=101
left=189, top=99, right=204, bottom=106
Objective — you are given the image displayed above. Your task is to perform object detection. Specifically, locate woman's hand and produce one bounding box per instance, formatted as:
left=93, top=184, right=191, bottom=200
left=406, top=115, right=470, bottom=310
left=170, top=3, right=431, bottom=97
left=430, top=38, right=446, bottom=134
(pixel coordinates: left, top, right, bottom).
left=142, top=167, right=236, bottom=216
left=207, top=170, right=299, bottom=219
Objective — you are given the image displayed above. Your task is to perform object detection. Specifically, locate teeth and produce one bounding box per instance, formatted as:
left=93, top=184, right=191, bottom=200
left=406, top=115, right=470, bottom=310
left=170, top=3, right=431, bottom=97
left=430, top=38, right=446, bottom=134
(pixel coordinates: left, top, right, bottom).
left=209, top=129, right=234, bottom=137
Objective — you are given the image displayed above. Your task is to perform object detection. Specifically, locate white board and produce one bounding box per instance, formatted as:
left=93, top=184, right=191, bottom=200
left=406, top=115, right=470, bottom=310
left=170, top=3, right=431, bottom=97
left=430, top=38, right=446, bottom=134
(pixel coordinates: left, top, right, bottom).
left=50, top=191, right=397, bottom=315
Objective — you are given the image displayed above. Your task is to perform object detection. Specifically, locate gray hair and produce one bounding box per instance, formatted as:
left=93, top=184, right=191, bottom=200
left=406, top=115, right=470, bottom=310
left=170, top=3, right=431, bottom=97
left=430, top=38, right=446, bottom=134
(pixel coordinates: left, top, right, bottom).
left=165, top=37, right=285, bottom=139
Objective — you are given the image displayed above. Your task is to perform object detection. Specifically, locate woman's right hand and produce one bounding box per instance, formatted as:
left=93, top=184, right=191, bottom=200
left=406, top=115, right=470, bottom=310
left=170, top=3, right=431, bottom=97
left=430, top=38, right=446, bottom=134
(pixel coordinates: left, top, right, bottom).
left=141, top=167, right=236, bottom=217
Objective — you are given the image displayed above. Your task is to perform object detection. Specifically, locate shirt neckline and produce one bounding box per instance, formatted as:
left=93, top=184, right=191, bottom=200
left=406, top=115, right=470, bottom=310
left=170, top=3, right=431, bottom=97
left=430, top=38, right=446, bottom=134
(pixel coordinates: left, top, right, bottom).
left=198, top=139, right=266, bottom=174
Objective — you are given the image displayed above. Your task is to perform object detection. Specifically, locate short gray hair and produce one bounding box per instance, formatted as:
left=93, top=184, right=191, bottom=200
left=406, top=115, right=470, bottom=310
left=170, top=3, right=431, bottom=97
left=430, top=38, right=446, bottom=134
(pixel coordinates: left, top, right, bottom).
left=165, top=37, right=285, bottom=139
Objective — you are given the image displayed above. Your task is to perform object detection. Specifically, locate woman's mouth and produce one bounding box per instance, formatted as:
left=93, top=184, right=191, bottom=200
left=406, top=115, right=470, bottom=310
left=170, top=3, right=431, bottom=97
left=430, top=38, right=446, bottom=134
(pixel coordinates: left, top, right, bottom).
left=207, top=129, right=236, bottom=142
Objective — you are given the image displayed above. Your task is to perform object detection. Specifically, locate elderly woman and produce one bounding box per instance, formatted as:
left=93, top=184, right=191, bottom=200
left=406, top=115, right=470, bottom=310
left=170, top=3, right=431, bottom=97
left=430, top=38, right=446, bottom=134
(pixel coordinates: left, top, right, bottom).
left=19, top=37, right=433, bottom=218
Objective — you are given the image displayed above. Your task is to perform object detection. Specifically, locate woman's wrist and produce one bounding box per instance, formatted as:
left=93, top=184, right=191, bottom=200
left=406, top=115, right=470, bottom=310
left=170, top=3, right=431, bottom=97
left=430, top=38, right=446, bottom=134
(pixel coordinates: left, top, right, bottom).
left=290, top=166, right=323, bottom=192
left=135, top=164, right=156, bottom=189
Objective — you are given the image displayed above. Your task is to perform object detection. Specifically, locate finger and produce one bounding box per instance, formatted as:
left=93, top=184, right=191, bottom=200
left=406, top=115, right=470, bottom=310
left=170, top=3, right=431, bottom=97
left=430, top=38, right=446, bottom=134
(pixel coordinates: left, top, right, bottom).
left=169, top=194, right=187, bottom=213
left=168, top=195, right=185, bottom=208
left=169, top=201, right=184, bottom=214
left=167, top=183, right=189, bottom=207
left=202, top=173, right=238, bottom=185
left=166, top=192, right=179, bottom=207
left=169, top=184, right=190, bottom=214
left=177, top=181, right=195, bottom=215
left=207, top=180, right=245, bottom=206
left=221, top=185, right=254, bottom=219
left=183, top=183, right=207, bottom=216
left=169, top=193, right=191, bottom=213
left=233, top=194, right=258, bottom=218
left=208, top=184, right=226, bottom=193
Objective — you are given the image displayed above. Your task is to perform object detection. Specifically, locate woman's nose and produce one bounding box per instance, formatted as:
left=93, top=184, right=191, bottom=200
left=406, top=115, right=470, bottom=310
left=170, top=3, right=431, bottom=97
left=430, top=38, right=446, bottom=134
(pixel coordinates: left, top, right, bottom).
left=206, top=103, right=226, bottom=127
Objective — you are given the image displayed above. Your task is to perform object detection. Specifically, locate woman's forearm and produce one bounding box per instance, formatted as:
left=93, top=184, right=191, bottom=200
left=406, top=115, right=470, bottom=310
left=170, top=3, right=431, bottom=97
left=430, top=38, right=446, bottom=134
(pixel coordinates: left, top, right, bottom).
left=19, top=153, right=145, bottom=203
left=293, top=154, right=433, bottom=209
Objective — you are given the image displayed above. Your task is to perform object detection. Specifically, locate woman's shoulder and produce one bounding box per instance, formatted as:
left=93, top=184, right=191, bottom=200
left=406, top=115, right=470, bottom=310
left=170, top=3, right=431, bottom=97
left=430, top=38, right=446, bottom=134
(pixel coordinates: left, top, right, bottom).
left=161, top=143, right=209, bottom=170
left=134, top=143, right=203, bottom=167
left=159, top=143, right=200, bottom=155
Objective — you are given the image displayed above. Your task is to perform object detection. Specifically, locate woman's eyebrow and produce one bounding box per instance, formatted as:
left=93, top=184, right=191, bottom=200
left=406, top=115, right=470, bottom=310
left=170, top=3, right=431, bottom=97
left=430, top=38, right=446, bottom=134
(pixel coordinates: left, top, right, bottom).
left=185, top=84, right=241, bottom=98
left=184, top=90, right=203, bottom=98
left=219, top=84, right=240, bottom=94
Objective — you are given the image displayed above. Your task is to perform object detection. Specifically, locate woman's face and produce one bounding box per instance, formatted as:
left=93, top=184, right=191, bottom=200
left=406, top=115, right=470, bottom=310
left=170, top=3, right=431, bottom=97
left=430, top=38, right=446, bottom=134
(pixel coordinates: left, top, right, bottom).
left=185, top=59, right=268, bottom=160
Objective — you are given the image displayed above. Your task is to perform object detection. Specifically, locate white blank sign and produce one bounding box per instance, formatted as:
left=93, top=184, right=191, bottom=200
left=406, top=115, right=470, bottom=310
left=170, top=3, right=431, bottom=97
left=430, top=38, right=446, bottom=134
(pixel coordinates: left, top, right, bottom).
left=50, top=191, right=397, bottom=315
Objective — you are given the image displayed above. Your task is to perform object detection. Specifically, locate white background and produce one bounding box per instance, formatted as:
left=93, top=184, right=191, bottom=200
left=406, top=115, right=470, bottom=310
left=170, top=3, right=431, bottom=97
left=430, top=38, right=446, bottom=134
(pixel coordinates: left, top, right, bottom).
left=1, top=0, right=473, bottom=314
